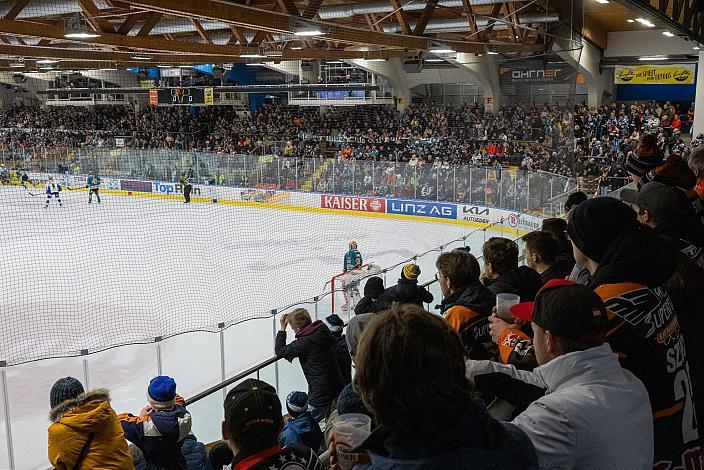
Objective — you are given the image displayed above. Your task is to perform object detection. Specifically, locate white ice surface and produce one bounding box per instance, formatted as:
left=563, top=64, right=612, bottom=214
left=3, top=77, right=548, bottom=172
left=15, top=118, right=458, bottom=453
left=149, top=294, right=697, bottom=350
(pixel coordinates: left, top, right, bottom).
left=0, top=185, right=515, bottom=469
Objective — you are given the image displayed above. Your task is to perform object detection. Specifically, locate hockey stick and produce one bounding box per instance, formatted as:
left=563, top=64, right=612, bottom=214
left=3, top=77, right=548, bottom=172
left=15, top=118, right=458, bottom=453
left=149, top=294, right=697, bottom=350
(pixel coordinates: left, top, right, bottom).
left=23, top=185, right=43, bottom=197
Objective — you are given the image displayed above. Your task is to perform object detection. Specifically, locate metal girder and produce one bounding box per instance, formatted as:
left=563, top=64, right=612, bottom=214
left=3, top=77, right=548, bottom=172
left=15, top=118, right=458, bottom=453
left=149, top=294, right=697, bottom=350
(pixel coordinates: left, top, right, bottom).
left=0, top=18, right=260, bottom=55
left=616, top=0, right=704, bottom=44
left=414, top=0, right=439, bottom=35
left=122, top=0, right=428, bottom=49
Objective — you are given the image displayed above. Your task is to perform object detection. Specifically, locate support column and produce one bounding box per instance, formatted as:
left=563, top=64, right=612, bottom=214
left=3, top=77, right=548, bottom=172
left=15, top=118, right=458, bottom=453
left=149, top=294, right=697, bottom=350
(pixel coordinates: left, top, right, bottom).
left=693, top=51, right=704, bottom=137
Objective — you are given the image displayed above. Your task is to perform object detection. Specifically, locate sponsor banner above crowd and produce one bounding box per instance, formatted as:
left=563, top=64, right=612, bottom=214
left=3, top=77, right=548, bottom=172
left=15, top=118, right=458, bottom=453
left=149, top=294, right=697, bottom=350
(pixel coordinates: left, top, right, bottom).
left=614, top=64, right=695, bottom=85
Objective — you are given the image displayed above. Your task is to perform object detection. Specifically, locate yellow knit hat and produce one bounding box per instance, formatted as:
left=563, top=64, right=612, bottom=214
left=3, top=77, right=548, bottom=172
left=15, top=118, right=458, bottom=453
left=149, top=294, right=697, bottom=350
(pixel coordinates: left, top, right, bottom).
left=402, top=263, right=421, bottom=281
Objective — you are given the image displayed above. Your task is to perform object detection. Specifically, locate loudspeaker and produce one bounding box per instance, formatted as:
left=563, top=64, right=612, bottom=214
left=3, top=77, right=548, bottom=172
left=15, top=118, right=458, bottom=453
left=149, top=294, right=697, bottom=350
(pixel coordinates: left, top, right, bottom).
left=301, top=60, right=313, bottom=71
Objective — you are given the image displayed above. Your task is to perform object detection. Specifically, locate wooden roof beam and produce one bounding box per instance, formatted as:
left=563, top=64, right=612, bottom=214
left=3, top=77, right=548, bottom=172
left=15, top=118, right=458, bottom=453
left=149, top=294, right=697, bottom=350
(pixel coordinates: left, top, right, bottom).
left=389, top=0, right=412, bottom=35
left=75, top=0, right=116, bottom=33
left=4, top=0, right=32, bottom=21
left=414, top=0, right=439, bottom=35
left=122, top=0, right=428, bottom=49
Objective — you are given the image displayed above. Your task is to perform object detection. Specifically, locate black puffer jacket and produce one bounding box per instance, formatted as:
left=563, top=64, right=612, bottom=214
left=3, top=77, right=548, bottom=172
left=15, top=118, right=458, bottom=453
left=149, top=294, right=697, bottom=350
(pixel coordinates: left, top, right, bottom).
left=377, top=279, right=433, bottom=306
left=484, top=266, right=542, bottom=301
left=275, top=321, right=344, bottom=407
left=331, top=331, right=352, bottom=385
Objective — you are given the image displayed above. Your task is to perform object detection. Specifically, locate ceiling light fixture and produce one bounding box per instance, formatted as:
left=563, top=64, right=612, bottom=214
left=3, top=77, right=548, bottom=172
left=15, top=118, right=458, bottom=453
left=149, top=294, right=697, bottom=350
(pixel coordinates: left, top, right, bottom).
left=64, top=14, right=100, bottom=38
left=241, top=53, right=263, bottom=58
left=293, top=24, right=325, bottom=36
left=635, top=18, right=655, bottom=27
left=487, top=51, right=499, bottom=55
left=132, top=55, right=151, bottom=60
left=245, top=62, right=264, bottom=66
left=694, top=46, right=701, bottom=50
left=290, top=46, right=303, bottom=50
left=9, top=61, right=24, bottom=68
left=429, top=45, right=455, bottom=54
left=37, top=59, right=59, bottom=64
left=263, top=50, right=283, bottom=57
left=662, top=31, right=674, bottom=37
left=365, top=58, right=386, bottom=62
left=326, top=60, right=343, bottom=64
left=626, top=19, right=635, bottom=23
left=595, top=0, right=609, bottom=3
left=425, top=58, right=444, bottom=62
left=638, top=56, right=667, bottom=61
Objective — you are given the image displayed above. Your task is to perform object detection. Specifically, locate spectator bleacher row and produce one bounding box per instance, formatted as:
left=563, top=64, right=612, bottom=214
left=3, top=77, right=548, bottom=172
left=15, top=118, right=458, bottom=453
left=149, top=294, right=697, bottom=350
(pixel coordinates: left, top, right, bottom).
left=45, top=146, right=704, bottom=469
left=0, top=101, right=697, bottom=181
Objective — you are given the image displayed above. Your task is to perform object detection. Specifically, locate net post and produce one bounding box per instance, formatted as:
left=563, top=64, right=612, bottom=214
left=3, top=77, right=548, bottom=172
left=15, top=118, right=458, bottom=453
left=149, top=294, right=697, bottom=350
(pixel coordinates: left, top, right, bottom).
left=272, top=310, right=279, bottom=391
left=1, top=361, right=15, bottom=470
left=154, top=337, right=163, bottom=376
left=218, top=322, right=226, bottom=401
left=81, top=349, right=90, bottom=391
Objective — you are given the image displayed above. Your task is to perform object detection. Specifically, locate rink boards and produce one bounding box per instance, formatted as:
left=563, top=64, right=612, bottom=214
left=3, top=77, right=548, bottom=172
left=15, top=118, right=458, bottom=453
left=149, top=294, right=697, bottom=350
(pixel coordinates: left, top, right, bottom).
left=23, top=171, right=545, bottom=236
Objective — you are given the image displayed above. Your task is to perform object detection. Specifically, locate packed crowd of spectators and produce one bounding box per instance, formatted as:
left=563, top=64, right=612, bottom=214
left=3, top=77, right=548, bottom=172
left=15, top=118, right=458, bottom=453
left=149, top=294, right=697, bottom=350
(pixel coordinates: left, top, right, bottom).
left=44, top=144, right=704, bottom=468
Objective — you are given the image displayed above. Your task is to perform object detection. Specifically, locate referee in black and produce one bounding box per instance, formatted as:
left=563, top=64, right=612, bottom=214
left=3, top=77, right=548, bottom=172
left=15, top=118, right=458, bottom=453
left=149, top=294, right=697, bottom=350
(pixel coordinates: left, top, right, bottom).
left=180, top=170, right=193, bottom=203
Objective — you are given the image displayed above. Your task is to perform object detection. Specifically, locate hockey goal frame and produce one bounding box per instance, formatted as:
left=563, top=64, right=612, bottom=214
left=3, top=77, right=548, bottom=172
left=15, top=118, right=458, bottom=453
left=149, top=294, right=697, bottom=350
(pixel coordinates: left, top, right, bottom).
left=330, top=264, right=373, bottom=314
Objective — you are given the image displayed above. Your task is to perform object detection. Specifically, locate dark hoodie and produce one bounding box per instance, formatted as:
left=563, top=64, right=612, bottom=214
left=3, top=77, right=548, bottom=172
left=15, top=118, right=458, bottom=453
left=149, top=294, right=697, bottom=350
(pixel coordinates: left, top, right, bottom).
left=377, top=278, right=434, bottom=307
left=484, top=266, right=542, bottom=301
left=275, top=320, right=344, bottom=407
left=589, top=227, right=701, bottom=468
left=440, top=281, right=496, bottom=360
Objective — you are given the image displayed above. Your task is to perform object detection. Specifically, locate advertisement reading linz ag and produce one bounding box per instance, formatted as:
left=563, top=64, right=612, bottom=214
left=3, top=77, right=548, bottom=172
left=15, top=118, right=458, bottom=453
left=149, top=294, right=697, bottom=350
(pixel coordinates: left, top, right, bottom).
left=614, top=64, right=695, bottom=85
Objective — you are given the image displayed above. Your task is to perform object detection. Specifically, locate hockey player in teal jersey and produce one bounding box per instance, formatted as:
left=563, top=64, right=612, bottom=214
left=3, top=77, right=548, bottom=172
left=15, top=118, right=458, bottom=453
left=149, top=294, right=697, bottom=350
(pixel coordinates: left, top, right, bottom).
left=86, top=174, right=101, bottom=203
left=341, top=241, right=363, bottom=311
left=343, top=240, right=362, bottom=272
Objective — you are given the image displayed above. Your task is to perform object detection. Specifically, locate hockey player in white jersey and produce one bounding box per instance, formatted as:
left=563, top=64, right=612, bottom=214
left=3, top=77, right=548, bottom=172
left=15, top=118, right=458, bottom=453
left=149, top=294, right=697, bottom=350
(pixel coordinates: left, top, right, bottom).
left=45, top=177, right=62, bottom=208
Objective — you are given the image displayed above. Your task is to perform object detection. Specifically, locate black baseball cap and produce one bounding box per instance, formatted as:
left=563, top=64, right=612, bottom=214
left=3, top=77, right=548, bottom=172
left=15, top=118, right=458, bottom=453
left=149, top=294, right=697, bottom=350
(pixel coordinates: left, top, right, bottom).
left=224, top=379, right=282, bottom=434
left=509, top=279, right=609, bottom=344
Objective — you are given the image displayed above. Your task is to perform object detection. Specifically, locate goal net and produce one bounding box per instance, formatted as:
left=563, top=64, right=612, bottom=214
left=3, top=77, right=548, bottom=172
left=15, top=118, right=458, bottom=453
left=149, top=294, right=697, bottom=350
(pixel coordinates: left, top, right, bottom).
left=329, top=264, right=383, bottom=315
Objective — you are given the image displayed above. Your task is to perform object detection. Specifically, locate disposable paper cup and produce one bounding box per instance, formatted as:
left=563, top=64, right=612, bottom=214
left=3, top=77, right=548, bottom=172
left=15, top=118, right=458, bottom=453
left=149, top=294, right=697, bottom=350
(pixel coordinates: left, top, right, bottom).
left=496, top=292, right=520, bottom=319
left=334, top=413, right=372, bottom=470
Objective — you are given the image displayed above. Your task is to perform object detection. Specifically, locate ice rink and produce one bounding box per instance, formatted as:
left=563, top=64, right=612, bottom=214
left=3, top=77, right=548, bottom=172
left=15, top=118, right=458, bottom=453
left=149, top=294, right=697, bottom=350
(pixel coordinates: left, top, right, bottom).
left=0, top=185, right=512, bottom=468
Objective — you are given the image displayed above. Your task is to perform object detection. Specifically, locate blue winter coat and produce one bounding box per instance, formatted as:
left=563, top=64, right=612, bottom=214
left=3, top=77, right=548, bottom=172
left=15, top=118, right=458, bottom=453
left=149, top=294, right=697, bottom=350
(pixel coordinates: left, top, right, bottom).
left=355, top=411, right=538, bottom=470
left=181, top=434, right=213, bottom=470
left=119, top=402, right=192, bottom=470
left=279, top=411, right=323, bottom=452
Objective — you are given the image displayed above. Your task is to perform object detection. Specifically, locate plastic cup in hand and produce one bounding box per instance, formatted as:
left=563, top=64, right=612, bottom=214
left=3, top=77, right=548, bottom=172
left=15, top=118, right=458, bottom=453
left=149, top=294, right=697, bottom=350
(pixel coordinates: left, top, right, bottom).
left=496, top=293, right=520, bottom=320
left=333, top=413, right=371, bottom=470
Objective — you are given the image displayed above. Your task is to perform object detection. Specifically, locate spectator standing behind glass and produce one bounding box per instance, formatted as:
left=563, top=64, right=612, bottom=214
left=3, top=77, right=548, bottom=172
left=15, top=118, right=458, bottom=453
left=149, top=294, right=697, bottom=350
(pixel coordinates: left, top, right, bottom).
left=329, top=304, right=538, bottom=470
left=325, top=314, right=352, bottom=386
left=376, top=263, right=433, bottom=307
left=467, top=280, right=654, bottom=469
left=48, top=376, right=134, bottom=469
left=275, top=308, right=344, bottom=422
left=354, top=276, right=385, bottom=315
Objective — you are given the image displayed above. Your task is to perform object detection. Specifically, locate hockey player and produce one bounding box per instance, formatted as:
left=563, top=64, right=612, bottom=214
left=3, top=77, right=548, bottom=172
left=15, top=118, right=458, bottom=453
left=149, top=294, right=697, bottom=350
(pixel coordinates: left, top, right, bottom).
left=86, top=173, right=101, bottom=204
left=341, top=241, right=363, bottom=311
left=45, top=177, right=62, bottom=208
left=19, top=171, right=31, bottom=188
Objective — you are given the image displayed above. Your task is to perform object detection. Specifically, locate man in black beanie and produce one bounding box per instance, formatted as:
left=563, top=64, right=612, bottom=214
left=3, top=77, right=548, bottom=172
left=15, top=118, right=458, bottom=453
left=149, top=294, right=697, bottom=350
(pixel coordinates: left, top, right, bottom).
left=354, top=276, right=386, bottom=314
left=566, top=197, right=702, bottom=467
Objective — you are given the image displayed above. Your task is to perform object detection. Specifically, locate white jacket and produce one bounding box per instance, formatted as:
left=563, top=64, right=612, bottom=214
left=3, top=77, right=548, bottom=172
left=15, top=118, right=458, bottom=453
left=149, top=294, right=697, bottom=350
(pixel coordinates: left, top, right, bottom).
left=467, top=343, right=654, bottom=470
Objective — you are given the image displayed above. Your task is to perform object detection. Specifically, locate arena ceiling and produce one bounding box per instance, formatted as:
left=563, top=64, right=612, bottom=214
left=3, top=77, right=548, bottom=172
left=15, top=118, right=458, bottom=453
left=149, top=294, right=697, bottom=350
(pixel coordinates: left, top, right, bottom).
left=0, top=0, right=699, bottom=72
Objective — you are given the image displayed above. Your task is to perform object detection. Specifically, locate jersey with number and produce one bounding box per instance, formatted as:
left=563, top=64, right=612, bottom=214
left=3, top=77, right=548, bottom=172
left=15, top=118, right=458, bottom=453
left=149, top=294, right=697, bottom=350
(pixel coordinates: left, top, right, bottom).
left=46, top=182, right=61, bottom=194
left=343, top=249, right=362, bottom=272
left=595, top=282, right=701, bottom=469
left=87, top=176, right=101, bottom=189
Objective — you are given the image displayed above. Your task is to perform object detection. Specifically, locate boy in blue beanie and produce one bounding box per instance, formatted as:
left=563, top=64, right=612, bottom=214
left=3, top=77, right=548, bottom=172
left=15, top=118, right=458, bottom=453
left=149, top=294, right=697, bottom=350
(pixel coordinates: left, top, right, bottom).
left=279, top=391, right=323, bottom=452
left=118, top=376, right=192, bottom=470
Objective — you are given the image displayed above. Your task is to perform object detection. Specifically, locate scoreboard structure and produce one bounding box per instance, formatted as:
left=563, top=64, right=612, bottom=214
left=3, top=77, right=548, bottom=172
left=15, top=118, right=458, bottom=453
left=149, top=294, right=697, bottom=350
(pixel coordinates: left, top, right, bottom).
left=149, top=87, right=214, bottom=106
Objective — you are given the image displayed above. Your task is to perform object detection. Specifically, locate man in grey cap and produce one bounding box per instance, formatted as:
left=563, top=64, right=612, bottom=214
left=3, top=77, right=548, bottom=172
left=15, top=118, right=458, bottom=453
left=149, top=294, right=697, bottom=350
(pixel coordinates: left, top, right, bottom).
left=622, top=181, right=704, bottom=268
